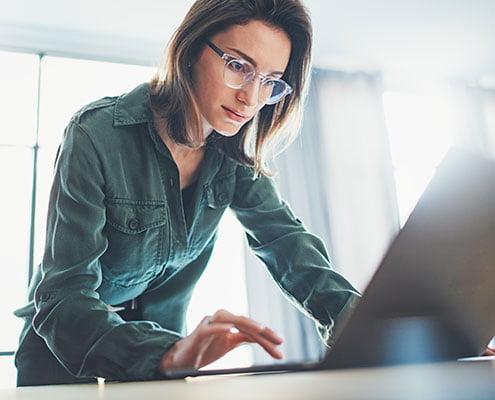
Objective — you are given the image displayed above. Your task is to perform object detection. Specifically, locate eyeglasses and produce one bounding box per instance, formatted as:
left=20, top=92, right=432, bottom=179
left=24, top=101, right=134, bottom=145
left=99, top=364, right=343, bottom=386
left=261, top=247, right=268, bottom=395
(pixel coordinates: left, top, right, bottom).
left=205, top=40, right=293, bottom=105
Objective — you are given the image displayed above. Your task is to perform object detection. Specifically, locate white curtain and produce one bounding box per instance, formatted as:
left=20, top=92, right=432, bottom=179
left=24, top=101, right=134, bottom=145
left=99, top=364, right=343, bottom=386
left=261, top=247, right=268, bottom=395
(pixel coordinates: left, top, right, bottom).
left=245, top=68, right=399, bottom=364
left=485, top=90, right=495, bottom=157
left=449, top=82, right=495, bottom=159
left=310, top=69, right=400, bottom=290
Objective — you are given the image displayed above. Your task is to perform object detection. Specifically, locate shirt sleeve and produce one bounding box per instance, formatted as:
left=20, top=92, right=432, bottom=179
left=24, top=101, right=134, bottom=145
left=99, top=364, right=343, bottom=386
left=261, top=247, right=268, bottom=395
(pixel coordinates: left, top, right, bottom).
left=230, top=165, right=360, bottom=345
left=32, top=120, right=181, bottom=381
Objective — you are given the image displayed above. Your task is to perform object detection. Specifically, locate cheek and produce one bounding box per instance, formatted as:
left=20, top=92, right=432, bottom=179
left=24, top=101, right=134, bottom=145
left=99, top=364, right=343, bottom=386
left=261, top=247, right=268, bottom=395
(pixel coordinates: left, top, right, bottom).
left=194, top=76, right=211, bottom=104
left=193, top=65, right=224, bottom=103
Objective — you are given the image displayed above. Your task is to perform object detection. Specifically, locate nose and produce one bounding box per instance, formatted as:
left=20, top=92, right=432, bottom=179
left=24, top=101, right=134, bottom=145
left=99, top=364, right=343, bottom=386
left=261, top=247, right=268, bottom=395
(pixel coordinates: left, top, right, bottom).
left=236, top=79, right=260, bottom=107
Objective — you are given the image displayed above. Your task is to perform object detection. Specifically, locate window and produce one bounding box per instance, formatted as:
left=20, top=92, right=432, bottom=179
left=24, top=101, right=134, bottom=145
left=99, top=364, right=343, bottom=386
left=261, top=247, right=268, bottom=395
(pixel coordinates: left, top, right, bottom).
left=0, top=51, right=39, bottom=356
left=0, top=50, right=40, bottom=388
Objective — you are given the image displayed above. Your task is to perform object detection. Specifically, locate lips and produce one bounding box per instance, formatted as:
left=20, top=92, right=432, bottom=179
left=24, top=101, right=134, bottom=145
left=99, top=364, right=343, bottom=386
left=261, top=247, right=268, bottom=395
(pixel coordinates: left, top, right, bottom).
left=222, top=106, right=249, bottom=123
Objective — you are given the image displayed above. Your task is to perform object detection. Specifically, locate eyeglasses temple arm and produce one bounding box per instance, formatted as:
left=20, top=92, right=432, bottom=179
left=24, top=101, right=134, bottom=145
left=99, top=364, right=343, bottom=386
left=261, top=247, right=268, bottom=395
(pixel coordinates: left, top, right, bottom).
left=205, top=40, right=225, bottom=57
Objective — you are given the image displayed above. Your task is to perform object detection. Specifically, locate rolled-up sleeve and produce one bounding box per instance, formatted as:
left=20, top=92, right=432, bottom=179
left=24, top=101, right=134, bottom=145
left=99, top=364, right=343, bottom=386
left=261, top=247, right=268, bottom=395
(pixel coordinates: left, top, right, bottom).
left=230, top=165, right=360, bottom=344
left=32, top=120, right=181, bottom=381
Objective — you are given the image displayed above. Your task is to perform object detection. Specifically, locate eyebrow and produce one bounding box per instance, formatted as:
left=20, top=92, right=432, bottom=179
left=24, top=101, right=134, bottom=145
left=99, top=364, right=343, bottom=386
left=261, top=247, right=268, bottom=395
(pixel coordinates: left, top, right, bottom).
left=227, top=47, right=285, bottom=76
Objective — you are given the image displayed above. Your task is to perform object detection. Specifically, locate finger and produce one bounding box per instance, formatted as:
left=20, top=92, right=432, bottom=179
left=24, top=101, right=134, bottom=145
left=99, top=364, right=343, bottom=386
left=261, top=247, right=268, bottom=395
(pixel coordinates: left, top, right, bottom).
left=188, top=323, right=242, bottom=367
left=194, top=318, right=257, bottom=345
left=230, top=332, right=257, bottom=344
left=224, top=329, right=284, bottom=360
left=211, top=310, right=283, bottom=344
left=483, top=348, right=495, bottom=356
left=199, top=322, right=240, bottom=336
left=258, top=325, right=284, bottom=345
left=212, top=309, right=264, bottom=332
left=249, top=333, right=284, bottom=359
left=483, top=346, right=495, bottom=355
left=195, top=321, right=263, bottom=349
left=234, top=320, right=284, bottom=347
left=199, top=315, right=213, bottom=326
left=201, top=319, right=284, bottom=359
left=207, top=310, right=284, bottom=358
left=200, top=322, right=272, bottom=347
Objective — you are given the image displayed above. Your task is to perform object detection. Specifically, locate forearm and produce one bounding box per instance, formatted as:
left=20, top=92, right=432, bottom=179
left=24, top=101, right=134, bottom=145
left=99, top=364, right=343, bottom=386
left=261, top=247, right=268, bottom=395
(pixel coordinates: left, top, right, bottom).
left=231, top=165, right=360, bottom=338
left=33, top=287, right=182, bottom=380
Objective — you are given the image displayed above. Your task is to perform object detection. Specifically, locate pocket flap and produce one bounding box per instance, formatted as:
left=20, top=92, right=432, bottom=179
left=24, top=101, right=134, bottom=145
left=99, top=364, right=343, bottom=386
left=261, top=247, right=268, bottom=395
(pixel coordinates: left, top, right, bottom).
left=105, top=199, right=167, bottom=234
left=205, top=174, right=236, bottom=209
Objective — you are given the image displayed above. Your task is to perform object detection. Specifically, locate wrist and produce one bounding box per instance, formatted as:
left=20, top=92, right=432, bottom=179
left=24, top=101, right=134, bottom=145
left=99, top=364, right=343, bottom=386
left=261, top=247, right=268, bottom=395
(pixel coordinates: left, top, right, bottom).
left=159, top=342, right=179, bottom=373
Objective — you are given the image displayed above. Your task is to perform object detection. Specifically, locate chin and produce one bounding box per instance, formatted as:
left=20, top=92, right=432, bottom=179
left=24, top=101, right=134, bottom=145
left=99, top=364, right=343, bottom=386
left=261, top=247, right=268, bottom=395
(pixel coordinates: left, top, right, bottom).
left=214, top=123, right=244, bottom=137
left=215, top=129, right=240, bottom=138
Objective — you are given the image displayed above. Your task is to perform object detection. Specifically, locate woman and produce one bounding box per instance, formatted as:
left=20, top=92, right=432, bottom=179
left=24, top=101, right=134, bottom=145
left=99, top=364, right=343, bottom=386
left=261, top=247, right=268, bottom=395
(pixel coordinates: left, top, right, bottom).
left=14, top=0, right=359, bottom=386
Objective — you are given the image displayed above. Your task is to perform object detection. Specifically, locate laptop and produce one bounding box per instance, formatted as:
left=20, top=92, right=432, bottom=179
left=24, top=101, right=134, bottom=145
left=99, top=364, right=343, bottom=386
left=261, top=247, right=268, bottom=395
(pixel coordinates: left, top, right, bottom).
left=164, top=146, right=495, bottom=379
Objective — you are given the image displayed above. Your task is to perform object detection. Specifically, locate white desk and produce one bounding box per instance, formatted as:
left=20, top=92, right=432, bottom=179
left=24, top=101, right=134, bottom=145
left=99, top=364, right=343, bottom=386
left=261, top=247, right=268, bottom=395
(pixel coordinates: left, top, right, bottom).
left=3, top=360, right=495, bottom=400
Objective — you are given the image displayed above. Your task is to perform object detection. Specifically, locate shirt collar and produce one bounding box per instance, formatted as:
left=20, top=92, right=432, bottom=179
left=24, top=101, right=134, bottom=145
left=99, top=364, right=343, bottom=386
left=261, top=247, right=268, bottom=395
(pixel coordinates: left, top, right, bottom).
left=113, top=82, right=153, bottom=127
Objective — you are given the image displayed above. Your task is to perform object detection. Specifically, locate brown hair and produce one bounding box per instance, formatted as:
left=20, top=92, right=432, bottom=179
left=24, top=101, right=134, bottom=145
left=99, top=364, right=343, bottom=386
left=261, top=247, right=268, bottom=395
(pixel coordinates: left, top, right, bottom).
left=149, top=0, right=312, bottom=176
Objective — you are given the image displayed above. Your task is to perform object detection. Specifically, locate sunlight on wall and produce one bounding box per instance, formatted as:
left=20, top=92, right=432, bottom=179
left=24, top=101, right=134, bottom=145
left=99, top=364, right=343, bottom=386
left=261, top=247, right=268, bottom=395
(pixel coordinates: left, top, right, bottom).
left=383, top=90, right=457, bottom=225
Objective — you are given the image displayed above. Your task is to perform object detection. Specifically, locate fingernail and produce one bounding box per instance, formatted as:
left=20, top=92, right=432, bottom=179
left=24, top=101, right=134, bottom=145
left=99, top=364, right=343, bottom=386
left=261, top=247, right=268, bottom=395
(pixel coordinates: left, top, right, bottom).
left=273, top=335, right=283, bottom=344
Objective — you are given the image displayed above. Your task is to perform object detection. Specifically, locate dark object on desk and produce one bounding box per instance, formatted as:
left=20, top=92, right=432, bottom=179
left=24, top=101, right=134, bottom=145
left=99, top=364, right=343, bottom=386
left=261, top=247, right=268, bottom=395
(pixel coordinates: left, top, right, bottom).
left=165, top=147, right=495, bottom=379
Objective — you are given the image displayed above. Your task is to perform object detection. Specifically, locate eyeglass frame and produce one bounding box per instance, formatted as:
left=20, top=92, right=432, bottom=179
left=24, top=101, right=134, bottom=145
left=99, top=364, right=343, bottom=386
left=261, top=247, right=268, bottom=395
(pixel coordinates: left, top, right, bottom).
left=204, top=39, right=293, bottom=105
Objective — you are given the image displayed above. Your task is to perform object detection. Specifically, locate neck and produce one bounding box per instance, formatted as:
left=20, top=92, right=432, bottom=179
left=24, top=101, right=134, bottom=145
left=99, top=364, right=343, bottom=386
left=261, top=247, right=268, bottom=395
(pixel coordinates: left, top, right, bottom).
left=152, top=113, right=206, bottom=162
left=154, top=112, right=199, bottom=142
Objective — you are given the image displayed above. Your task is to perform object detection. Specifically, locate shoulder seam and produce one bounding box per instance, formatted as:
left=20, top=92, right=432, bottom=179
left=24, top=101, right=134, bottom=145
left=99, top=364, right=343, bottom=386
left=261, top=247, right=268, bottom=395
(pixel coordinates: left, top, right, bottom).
left=70, top=96, right=118, bottom=125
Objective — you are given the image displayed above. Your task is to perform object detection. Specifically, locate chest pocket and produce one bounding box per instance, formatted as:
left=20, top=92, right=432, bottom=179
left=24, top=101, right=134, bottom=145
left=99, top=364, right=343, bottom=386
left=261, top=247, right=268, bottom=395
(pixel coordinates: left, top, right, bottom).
left=205, top=173, right=236, bottom=209
left=187, top=173, right=236, bottom=258
left=101, top=199, right=169, bottom=287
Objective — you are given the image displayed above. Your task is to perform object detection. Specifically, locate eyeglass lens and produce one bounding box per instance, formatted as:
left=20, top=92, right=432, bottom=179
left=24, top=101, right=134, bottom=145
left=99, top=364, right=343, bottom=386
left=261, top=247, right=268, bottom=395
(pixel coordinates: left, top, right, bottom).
left=224, top=59, right=288, bottom=104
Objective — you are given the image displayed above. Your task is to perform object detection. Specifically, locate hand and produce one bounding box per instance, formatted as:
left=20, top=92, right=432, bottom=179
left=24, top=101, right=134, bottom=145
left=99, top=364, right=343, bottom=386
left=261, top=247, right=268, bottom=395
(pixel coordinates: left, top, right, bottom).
left=159, top=309, right=283, bottom=372
left=482, top=347, right=495, bottom=356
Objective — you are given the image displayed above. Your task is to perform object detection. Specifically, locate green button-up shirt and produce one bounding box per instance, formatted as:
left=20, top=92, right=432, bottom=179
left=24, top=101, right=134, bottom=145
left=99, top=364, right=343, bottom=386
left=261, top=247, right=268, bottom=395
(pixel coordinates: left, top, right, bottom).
left=15, top=83, right=359, bottom=381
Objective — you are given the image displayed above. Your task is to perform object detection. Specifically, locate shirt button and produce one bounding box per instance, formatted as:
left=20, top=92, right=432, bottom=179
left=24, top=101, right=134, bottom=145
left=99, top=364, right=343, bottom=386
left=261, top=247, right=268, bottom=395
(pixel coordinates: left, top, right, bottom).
left=128, top=218, right=139, bottom=230
left=40, top=293, right=51, bottom=302
left=217, top=192, right=227, bottom=202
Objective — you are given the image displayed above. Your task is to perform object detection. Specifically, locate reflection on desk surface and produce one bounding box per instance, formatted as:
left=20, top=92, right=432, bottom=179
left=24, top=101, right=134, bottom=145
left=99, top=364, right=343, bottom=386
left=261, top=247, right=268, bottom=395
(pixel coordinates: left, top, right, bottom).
left=2, top=359, right=495, bottom=400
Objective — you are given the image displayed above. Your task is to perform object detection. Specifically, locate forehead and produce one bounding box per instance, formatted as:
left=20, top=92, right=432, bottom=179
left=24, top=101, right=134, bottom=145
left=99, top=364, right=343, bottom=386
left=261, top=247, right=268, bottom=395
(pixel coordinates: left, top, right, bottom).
left=211, top=20, right=292, bottom=72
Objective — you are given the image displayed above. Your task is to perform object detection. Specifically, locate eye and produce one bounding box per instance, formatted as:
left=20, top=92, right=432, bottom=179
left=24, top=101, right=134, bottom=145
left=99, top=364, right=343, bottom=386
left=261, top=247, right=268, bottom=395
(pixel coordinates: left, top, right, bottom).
left=227, top=60, right=247, bottom=74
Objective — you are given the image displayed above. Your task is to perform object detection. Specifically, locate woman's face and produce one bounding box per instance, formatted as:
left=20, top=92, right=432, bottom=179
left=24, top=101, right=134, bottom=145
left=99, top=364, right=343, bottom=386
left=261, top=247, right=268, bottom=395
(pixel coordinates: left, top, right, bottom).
left=192, top=20, right=292, bottom=138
